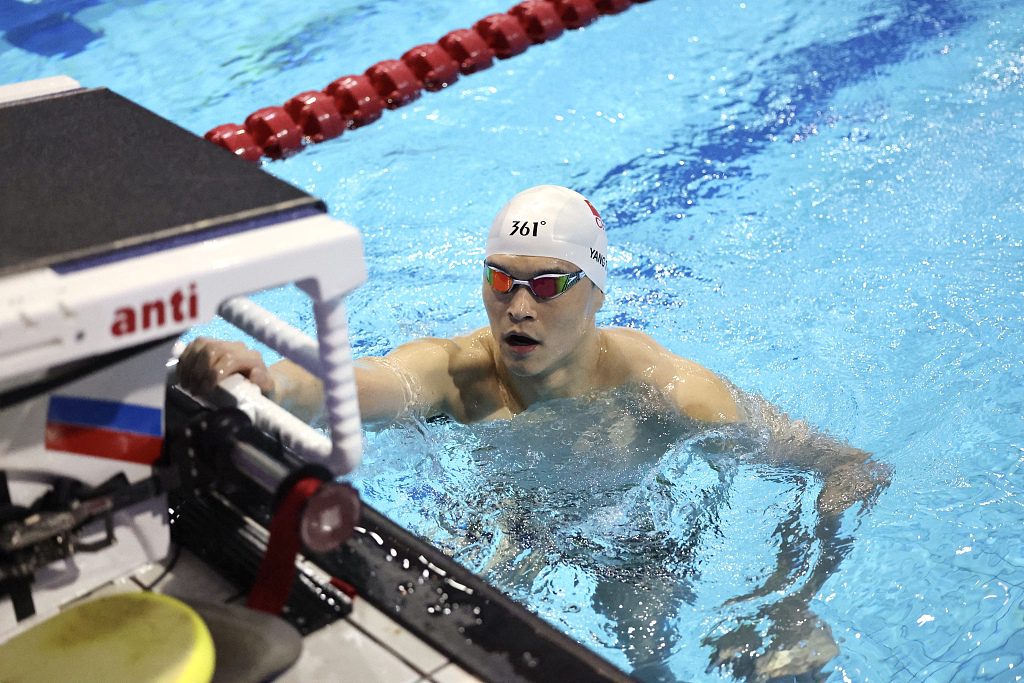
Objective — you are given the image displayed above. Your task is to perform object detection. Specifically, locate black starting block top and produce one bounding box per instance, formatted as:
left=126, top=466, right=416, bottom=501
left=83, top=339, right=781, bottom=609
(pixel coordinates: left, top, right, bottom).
left=0, top=88, right=322, bottom=277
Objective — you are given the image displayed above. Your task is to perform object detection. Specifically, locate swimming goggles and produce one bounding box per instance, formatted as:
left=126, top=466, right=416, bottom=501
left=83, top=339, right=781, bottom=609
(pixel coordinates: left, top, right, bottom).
left=484, top=263, right=585, bottom=300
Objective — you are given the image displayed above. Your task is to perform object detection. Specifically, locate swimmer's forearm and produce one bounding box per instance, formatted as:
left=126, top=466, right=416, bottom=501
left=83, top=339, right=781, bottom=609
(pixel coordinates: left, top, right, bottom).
left=816, top=454, right=891, bottom=517
left=265, top=357, right=434, bottom=426
left=763, top=422, right=889, bottom=516
left=786, top=439, right=890, bottom=516
left=267, top=359, right=325, bottom=424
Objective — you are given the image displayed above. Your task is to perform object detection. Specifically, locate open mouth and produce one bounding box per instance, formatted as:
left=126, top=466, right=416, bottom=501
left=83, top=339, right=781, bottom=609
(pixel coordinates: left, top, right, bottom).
left=504, top=332, right=540, bottom=348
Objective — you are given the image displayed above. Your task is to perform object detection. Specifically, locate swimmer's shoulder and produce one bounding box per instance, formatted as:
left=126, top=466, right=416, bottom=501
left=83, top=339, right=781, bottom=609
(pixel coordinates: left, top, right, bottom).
left=450, top=328, right=498, bottom=363
left=595, top=327, right=668, bottom=386
left=602, top=326, right=660, bottom=346
left=601, top=326, right=714, bottom=374
left=377, top=330, right=497, bottom=421
left=601, top=326, right=672, bottom=364
left=439, top=328, right=508, bottom=421
left=600, top=326, right=742, bottom=423
left=385, top=329, right=493, bottom=378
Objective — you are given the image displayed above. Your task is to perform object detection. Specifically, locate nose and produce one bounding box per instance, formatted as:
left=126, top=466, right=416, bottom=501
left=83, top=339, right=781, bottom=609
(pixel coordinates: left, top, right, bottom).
left=507, top=284, right=537, bottom=322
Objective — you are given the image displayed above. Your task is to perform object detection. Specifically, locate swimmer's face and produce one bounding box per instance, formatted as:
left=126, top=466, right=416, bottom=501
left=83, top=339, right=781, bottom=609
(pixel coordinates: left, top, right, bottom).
left=483, top=254, right=604, bottom=378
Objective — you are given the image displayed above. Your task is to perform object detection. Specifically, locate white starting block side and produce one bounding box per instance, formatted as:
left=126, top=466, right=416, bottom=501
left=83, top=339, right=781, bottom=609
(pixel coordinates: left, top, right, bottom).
left=1, top=213, right=367, bottom=471
left=0, top=213, right=365, bottom=388
left=0, top=212, right=367, bottom=639
left=1, top=80, right=370, bottom=640
left=0, top=75, right=81, bottom=105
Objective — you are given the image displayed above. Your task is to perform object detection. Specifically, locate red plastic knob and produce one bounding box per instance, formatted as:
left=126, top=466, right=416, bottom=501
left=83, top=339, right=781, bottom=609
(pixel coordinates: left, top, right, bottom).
left=595, top=0, right=632, bottom=14
left=365, top=59, right=422, bottom=109
left=243, top=107, right=302, bottom=159
left=552, top=0, right=599, bottom=29
left=204, top=123, right=263, bottom=162
left=438, top=28, right=495, bottom=74
left=473, top=14, right=530, bottom=59
left=325, top=75, right=384, bottom=128
left=401, top=43, right=460, bottom=92
left=284, top=91, right=345, bottom=143
left=509, top=1, right=565, bottom=44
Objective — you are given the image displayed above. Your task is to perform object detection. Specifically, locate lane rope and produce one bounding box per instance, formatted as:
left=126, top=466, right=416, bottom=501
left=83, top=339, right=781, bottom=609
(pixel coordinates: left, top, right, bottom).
left=204, top=0, right=646, bottom=162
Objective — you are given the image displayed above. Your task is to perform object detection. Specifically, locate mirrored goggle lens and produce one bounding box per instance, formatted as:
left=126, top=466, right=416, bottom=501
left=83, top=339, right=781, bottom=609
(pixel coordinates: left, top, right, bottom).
left=528, top=274, right=567, bottom=298
left=486, top=267, right=514, bottom=293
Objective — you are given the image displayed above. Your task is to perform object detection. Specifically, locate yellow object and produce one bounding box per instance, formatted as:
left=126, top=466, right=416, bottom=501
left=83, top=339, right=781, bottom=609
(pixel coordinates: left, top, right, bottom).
left=0, top=591, right=215, bottom=683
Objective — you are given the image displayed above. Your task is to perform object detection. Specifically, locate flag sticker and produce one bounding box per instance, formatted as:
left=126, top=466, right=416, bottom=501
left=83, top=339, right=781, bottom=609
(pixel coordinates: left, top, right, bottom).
left=46, top=395, right=163, bottom=465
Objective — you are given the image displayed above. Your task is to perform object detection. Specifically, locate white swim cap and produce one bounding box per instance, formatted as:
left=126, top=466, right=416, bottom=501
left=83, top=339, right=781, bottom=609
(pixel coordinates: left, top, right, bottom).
left=485, top=185, right=607, bottom=291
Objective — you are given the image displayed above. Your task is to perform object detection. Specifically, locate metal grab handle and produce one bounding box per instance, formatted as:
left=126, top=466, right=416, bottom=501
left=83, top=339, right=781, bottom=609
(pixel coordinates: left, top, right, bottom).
left=216, top=374, right=332, bottom=463
left=218, top=297, right=321, bottom=375
left=217, top=296, right=362, bottom=475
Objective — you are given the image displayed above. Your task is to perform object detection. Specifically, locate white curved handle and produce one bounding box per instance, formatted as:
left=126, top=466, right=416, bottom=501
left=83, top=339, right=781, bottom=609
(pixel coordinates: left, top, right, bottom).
left=216, top=295, right=362, bottom=475
left=216, top=374, right=332, bottom=462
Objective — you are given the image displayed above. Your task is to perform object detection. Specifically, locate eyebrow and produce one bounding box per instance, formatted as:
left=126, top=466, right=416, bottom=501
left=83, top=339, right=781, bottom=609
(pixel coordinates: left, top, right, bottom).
left=484, top=261, right=575, bottom=279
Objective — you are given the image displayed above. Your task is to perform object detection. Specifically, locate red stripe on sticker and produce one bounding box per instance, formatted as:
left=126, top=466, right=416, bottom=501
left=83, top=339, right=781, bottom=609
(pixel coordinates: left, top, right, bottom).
left=45, top=423, right=164, bottom=465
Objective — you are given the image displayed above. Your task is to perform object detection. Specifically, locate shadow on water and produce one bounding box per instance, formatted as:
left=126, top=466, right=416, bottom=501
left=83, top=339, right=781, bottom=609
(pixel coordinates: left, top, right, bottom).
left=1, top=0, right=104, bottom=57
left=588, top=0, right=970, bottom=227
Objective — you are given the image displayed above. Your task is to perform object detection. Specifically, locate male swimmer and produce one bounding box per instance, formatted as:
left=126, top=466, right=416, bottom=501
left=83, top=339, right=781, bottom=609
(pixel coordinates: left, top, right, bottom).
left=178, top=184, right=888, bottom=681
left=179, top=184, right=740, bottom=426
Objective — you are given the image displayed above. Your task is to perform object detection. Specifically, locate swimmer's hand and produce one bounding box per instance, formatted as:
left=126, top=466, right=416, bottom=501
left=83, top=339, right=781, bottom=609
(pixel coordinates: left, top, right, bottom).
left=705, top=605, right=838, bottom=682
left=176, top=337, right=275, bottom=397
left=817, top=456, right=891, bottom=518
left=177, top=338, right=325, bottom=423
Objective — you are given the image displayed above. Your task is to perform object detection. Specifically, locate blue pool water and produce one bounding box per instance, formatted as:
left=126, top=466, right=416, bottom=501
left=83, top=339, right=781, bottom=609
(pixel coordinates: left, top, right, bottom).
left=3, top=0, right=1022, bottom=680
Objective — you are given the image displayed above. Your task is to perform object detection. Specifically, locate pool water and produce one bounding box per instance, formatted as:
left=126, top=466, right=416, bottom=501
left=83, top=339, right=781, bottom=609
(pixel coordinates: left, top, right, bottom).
left=3, top=0, right=1022, bottom=680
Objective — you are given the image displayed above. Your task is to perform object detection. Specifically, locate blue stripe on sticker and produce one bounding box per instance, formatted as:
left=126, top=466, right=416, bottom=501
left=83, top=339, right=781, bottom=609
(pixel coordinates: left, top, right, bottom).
left=47, top=395, right=162, bottom=436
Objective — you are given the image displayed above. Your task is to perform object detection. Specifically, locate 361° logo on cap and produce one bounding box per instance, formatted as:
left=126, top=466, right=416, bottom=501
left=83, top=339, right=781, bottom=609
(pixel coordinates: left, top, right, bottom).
left=510, top=220, right=546, bottom=236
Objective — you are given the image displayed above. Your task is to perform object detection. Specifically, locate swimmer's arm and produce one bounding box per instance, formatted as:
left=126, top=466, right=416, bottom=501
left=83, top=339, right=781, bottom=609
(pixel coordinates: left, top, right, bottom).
left=642, top=331, right=888, bottom=514
left=353, top=338, right=458, bottom=424
left=215, top=355, right=390, bottom=425
left=178, top=336, right=456, bottom=425
left=277, top=340, right=457, bottom=425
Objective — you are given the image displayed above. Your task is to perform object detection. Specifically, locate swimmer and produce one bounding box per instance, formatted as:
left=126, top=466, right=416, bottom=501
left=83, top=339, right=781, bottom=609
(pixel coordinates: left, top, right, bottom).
left=178, top=184, right=740, bottom=427
left=177, top=184, right=889, bottom=681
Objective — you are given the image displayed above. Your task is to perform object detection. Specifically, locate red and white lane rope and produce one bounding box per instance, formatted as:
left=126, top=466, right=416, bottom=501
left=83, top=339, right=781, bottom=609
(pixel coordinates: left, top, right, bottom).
left=205, top=0, right=646, bottom=162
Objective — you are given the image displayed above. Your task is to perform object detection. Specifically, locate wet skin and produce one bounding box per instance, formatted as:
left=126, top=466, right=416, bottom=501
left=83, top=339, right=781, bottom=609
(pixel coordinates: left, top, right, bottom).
left=481, top=254, right=608, bottom=409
